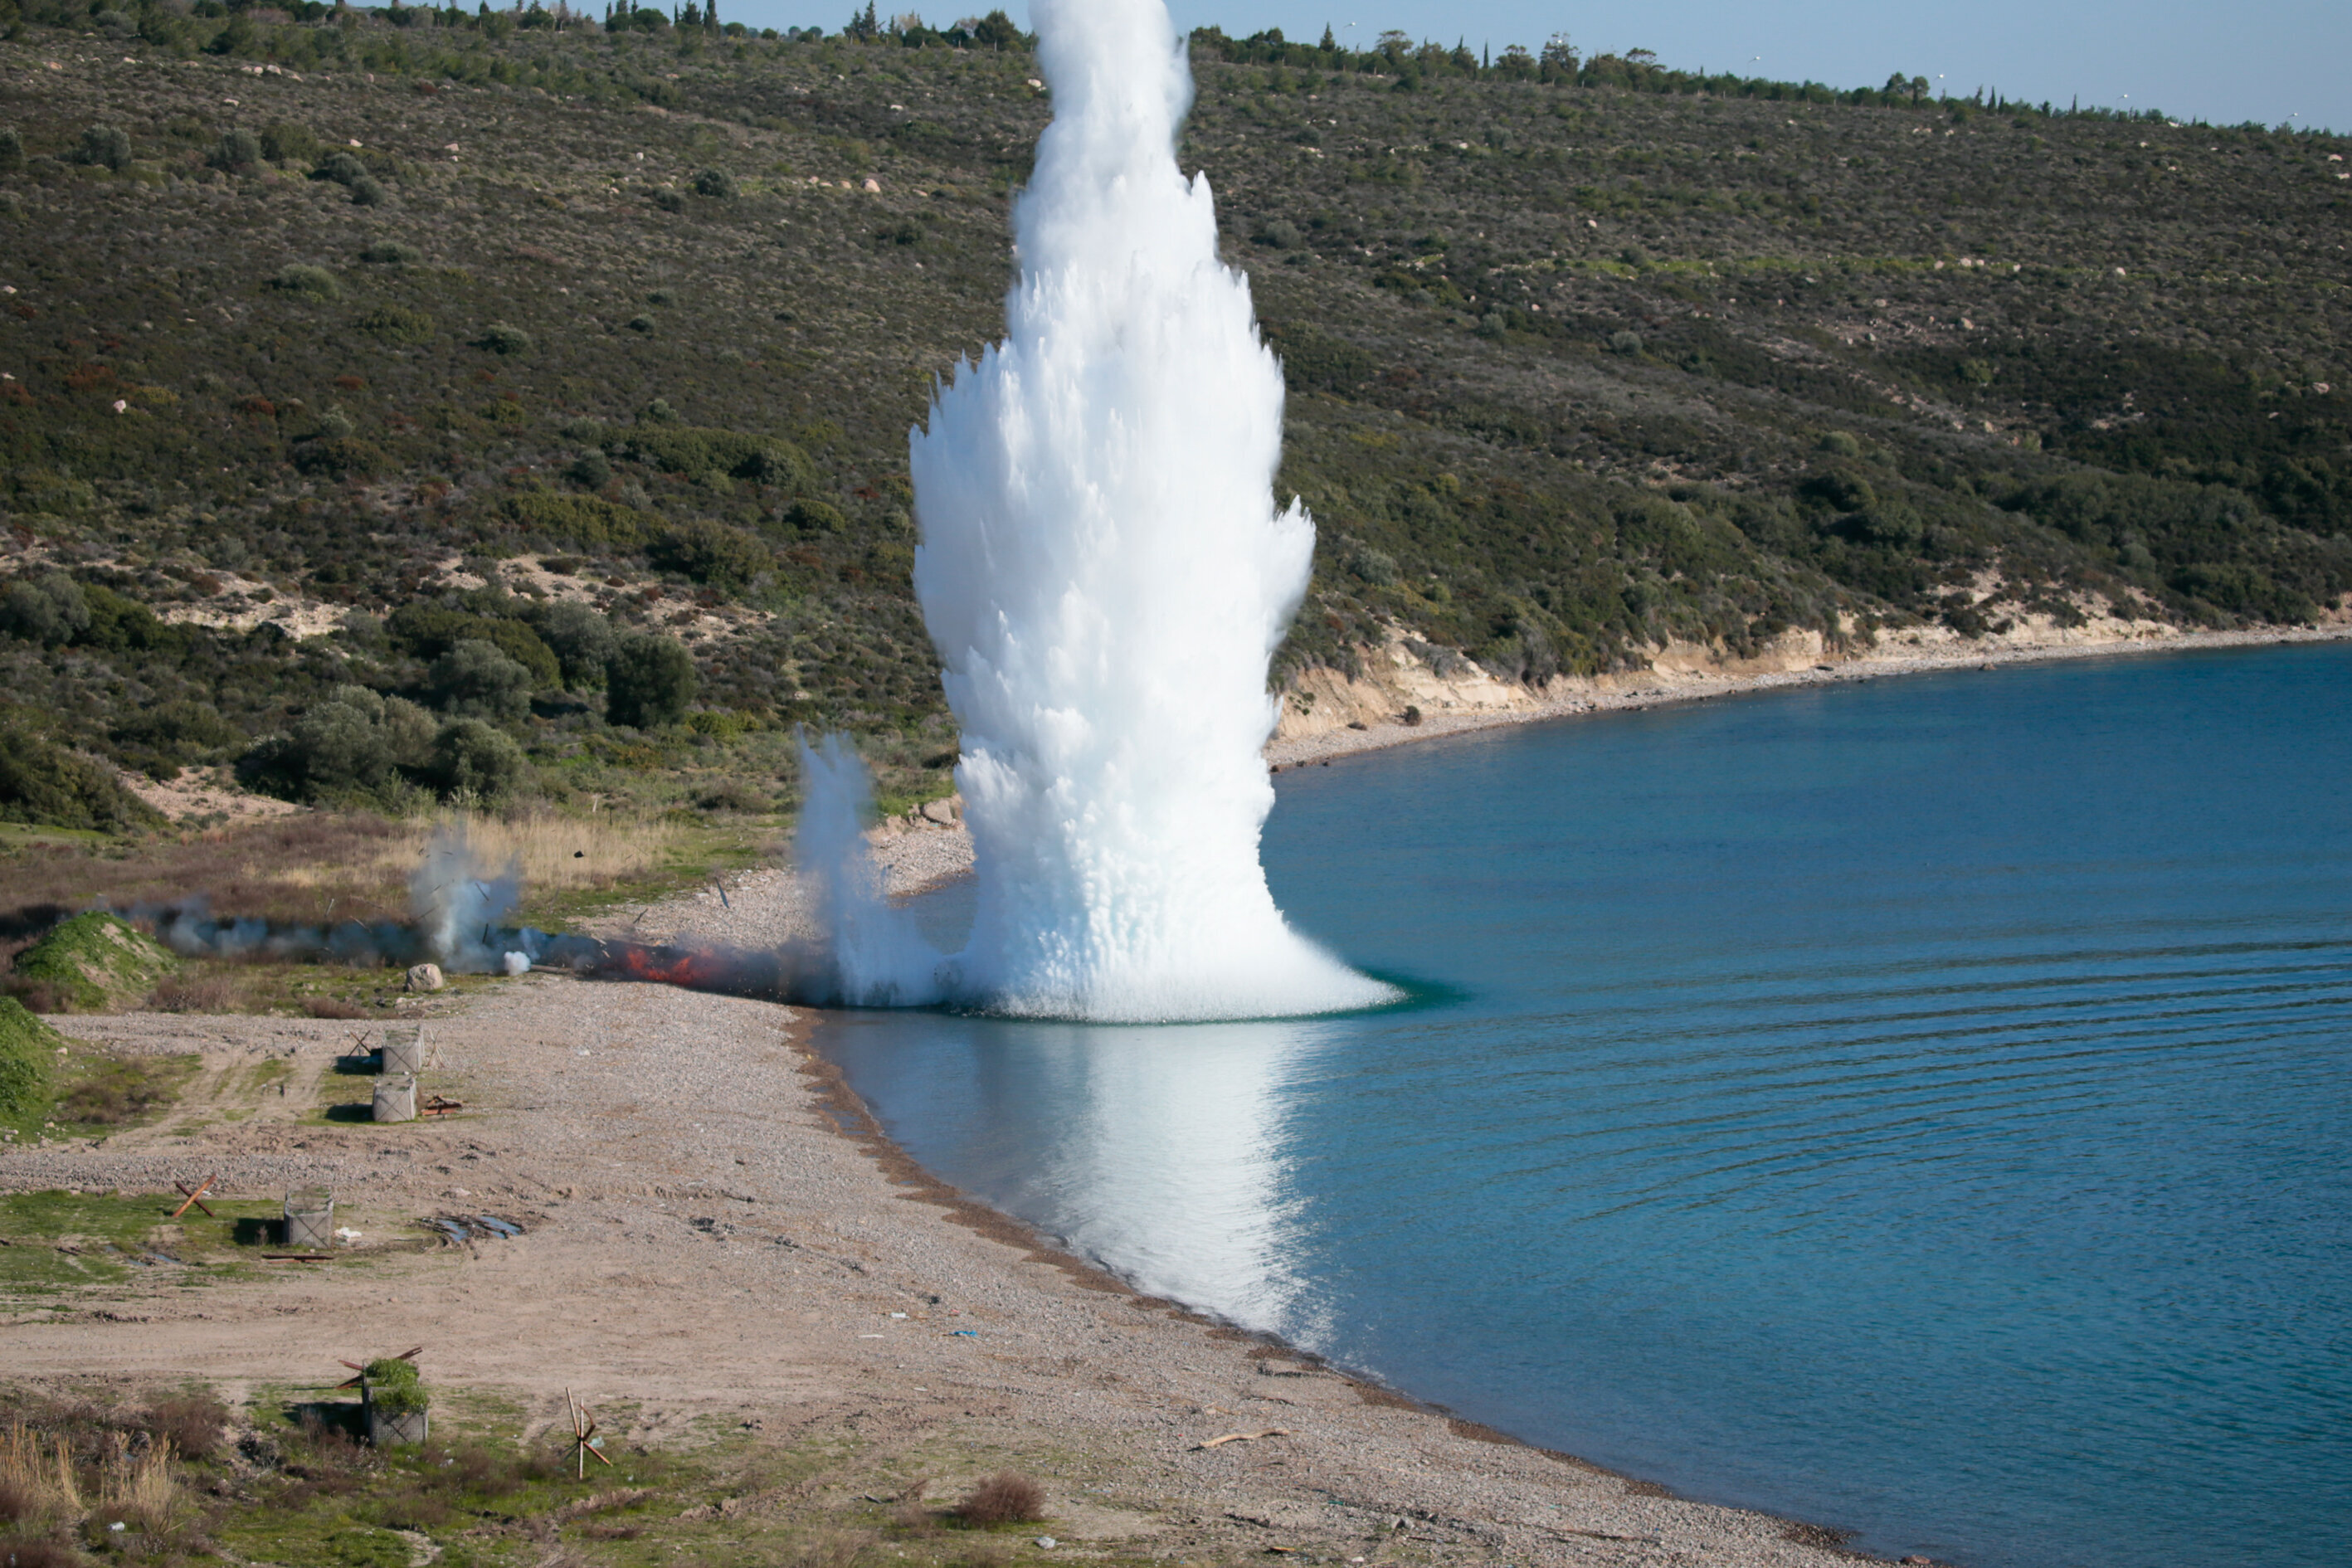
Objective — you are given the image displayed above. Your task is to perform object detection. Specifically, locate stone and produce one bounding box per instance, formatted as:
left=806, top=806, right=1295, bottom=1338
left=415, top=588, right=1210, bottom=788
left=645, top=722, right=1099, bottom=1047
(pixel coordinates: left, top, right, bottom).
left=405, top=962, right=444, bottom=992
left=919, top=798, right=958, bottom=825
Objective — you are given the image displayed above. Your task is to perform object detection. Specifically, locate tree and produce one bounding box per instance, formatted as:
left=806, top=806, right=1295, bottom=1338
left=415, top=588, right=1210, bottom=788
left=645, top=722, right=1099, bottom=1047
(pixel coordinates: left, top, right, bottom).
left=75, top=124, right=134, bottom=172
left=0, top=573, right=90, bottom=646
left=606, top=634, right=698, bottom=728
left=525, top=601, right=618, bottom=689
left=427, top=640, right=533, bottom=724
left=429, top=718, right=527, bottom=804
left=970, top=9, right=1022, bottom=50
left=845, top=2, right=878, bottom=41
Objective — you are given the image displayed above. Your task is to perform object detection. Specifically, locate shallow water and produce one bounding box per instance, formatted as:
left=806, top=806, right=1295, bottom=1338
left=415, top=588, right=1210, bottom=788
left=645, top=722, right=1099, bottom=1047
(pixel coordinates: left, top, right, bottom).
left=821, top=642, right=2352, bottom=1568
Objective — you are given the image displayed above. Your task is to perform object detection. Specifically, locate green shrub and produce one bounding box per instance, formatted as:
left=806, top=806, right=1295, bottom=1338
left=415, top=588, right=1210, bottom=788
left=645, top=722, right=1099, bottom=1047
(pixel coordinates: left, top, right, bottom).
left=475, top=324, right=532, bottom=355
left=691, top=167, right=738, bottom=198
left=0, top=129, right=22, bottom=175
left=0, top=572, right=91, bottom=645
left=650, top=518, right=773, bottom=588
left=0, top=997, right=60, bottom=1116
left=294, top=436, right=388, bottom=477
left=74, top=124, right=134, bottom=172
left=348, top=176, right=387, bottom=207
left=238, top=687, right=432, bottom=804
left=358, top=241, right=421, bottom=265
left=426, top=640, right=535, bottom=722
left=312, top=151, right=367, bottom=185
left=503, top=492, right=659, bottom=548
left=261, top=120, right=319, bottom=165
left=354, top=305, right=434, bottom=344
left=606, top=634, right=698, bottom=728
left=650, top=187, right=686, bottom=212
left=785, top=498, right=846, bottom=533
left=612, top=425, right=812, bottom=488
left=523, top=601, right=617, bottom=688
left=270, top=265, right=341, bottom=299
left=428, top=718, right=525, bottom=803
left=212, top=128, right=263, bottom=172
left=0, top=718, right=165, bottom=834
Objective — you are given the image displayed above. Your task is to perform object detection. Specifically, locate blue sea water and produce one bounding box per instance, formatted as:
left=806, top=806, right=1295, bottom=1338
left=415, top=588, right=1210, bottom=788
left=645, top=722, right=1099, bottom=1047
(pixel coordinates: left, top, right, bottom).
left=818, top=642, right=2352, bottom=1568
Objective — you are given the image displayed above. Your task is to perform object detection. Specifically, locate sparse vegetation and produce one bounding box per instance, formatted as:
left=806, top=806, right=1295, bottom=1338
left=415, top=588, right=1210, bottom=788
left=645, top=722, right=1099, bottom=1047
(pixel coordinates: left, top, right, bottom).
left=956, top=1471, right=1045, bottom=1527
left=0, top=5, right=2340, bottom=850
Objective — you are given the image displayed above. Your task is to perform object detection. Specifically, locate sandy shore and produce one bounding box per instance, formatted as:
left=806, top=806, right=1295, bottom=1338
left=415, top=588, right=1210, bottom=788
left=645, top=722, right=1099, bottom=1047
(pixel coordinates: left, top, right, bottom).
left=2, top=975, right=1872, bottom=1567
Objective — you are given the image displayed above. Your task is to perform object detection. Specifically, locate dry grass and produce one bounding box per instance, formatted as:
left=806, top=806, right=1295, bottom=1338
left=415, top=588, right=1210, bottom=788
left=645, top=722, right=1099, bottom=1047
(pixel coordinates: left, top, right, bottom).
left=0, top=1423, right=82, bottom=1528
left=97, top=1433, right=180, bottom=1533
left=147, top=973, right=240, bottom=1014
left=955, top=1473, right=1045, bottom=1527
left=377, top=811, right=691, bottom=903
left=0, top=816, right=408, bottom=945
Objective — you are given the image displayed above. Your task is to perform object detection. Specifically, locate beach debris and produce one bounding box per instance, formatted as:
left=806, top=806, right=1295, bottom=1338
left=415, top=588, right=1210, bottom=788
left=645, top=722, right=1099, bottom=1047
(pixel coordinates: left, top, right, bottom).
left=334, top=1226, right=363, bottom=1245
left=168, top=1173, right=219, bottom=1220
left=566, top=1389, right=614, bottom=1480
left=1193, top=1428, right=1290, bottom=1450
left=1035, top=1538, right=1057, bottom=1550
left=406, top=962, right=445, bottom=992
left=421, top=1094, right=465, bottom=1118
left=421, top=1213, right=526, bottom=1245
left=947, top=1328, right=978, bottom=1337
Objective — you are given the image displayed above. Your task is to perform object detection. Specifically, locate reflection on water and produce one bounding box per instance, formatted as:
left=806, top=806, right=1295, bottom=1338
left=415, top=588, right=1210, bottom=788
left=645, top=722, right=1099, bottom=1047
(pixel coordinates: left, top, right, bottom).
left=825, top=1009, right=1333, bottom=1337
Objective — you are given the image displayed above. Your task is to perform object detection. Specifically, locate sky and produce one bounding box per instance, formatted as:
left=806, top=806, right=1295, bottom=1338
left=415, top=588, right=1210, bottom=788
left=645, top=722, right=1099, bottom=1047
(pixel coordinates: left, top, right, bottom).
left=713, top=1, right=2352, bottom=134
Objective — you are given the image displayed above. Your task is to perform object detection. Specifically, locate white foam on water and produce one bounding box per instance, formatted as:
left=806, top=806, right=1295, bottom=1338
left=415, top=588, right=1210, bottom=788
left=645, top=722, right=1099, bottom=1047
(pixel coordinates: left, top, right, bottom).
left=798, top=0, right=1395, bottom=1022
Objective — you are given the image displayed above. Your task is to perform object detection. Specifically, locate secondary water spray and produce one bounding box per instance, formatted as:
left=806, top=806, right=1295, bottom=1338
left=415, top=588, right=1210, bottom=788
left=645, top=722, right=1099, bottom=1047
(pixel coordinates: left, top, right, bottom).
left=801, top=0, right=1397, bottom=1020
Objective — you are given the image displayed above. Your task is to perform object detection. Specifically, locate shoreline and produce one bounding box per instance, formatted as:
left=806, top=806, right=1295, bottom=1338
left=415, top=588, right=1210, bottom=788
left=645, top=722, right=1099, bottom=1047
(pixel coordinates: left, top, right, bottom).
left=840, top=621, right=2352, bottom=903
left=1266, top=621, right=2352, bottom=770
left=0, top=979, right=1892, bottom=1568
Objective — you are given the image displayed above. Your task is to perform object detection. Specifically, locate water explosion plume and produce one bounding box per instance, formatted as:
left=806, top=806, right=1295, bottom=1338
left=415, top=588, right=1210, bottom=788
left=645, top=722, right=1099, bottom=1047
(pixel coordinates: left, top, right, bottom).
left=801, top=0, right=1397, bottom=1021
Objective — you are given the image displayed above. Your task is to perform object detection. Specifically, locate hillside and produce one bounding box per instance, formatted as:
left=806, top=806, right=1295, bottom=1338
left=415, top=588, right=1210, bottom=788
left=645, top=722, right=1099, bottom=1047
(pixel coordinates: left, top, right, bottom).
left=1, top=7, right=2347, bottom=833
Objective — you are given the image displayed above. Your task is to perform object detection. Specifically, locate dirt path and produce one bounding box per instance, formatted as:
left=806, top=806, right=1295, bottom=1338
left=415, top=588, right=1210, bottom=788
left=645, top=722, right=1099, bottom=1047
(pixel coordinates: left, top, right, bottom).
left=2, top=976, right=1864, bottom=1568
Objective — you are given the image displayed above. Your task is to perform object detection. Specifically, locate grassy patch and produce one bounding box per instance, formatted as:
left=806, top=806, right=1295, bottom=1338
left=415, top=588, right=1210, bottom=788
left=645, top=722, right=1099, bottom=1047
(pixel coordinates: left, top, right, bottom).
left=6, top=913, right=177, bottom=1014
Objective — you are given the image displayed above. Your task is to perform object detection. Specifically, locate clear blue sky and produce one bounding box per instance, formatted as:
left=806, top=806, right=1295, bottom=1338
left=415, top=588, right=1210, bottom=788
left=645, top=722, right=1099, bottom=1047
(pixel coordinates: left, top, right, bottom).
left=713, top=2, right=2350, bottom=134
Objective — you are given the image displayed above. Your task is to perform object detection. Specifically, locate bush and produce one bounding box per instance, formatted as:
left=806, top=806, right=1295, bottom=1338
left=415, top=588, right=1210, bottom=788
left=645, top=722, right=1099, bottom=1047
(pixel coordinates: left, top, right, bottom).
left=0, top=572, right=91, bottom=645
left=0, top=719, right=165, bottom=833
left=650, top=187, right=686, bottom=212
left=523, top=601, right=617, bottom=688
left=613, top=425, right=812, bottom=487
left=1607, top=329, right=1643, bottom=355
left=691, top=167, right=738, bottom=198
left=354, top=305, right=434, bottom=344
left=426, top=640, right=533, bottom=723
left=312, top=151, right=368, bottom=185
left=0, top=130, right=22, bottom=174
left=650, top=519, right=773, bottom=589
left=348, top=176, right=387, bottom=207
left=261, top=120, right=319, bottom=165
left=270, top=265, right=342, bottom=299
left=238, top=687, right=431, bottom=803
left=75, top=124, right=134, bottom=171
left=957, top=1473, right=1045, bottom=1526
left=786, top=498, right=846, bottom=533
left=358, top=241, right=421, bottom=265
left=428, top=718, right=525, bottom=803
left=144, top=1394, right=231, bottom=1461
left=212, top=128, right=263, bottom=172
left=606, top=634, right=698, bottom=728
left=0, top=997, right=59, bottom=1116
left=475, top=324, right=532, bottom=355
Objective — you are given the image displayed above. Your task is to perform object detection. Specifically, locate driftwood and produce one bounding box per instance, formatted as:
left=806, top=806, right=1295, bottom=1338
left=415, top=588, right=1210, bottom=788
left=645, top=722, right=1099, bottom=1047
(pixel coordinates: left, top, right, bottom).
left=1191, top=1428, right=1290, bottom=1451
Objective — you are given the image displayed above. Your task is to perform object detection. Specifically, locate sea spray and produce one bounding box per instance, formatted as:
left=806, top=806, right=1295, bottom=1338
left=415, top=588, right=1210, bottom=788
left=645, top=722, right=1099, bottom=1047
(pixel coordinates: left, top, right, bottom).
left=801, top=0, right=1396, bottom=1020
